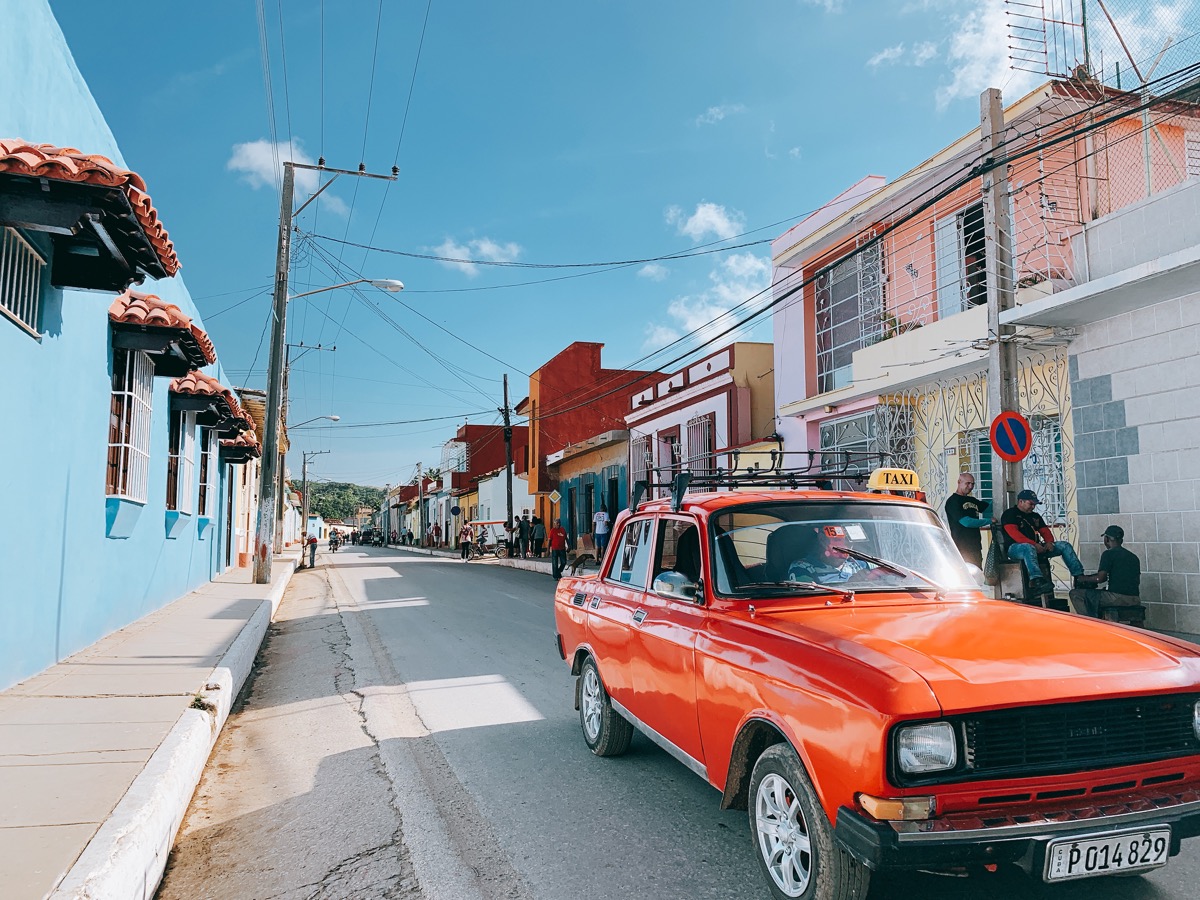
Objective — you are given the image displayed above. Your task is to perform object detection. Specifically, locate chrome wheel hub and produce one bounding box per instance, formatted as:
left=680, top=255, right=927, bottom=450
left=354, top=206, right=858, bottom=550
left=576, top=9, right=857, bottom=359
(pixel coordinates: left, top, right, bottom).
left=755, top=772, right=811, bottom=897
left=581, top=668, right=602, bottom=741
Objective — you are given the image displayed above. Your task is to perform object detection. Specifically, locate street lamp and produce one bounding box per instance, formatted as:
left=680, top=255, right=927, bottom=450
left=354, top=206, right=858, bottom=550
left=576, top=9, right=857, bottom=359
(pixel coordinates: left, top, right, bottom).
left=291, top=414, right=341, bottom=428
left=253, top=267, right=403, bottom=585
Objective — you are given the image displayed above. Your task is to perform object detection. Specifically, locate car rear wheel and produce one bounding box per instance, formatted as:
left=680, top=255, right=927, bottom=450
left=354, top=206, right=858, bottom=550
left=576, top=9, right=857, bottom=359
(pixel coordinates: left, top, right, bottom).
left=578, top=656, right=633, bottom=756
left=749, top=743, right=869, bottom=900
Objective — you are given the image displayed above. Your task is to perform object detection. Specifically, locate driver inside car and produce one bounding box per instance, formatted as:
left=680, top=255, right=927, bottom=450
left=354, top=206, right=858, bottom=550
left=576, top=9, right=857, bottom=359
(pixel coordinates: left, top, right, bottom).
left=786, top=525, right=870, bottom=584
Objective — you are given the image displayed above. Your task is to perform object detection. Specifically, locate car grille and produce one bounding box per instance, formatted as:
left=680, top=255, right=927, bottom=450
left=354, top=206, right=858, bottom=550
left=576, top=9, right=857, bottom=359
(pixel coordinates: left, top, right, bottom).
left=961, top=694, right=1200, bottom=779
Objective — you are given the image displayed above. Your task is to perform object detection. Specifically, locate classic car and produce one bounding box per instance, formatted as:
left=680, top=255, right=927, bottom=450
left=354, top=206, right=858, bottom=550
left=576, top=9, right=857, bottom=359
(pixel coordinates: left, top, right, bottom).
left=552, top=472, right=1200, bottom=900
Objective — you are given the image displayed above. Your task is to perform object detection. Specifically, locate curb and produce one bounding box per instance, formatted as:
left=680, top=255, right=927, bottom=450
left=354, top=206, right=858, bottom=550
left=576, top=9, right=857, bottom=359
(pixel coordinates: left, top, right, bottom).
left=383, top=544, right=597, bottom=577
left=48, top=556, right=297, bottom=900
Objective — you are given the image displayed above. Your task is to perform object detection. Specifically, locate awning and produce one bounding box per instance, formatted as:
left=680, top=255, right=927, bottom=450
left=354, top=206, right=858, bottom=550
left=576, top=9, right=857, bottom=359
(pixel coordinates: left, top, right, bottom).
left=0, top=139, right=179, bottom=289
left=109, top=289, right=216, bottom=376
left=220, top=429, right=261, bottom=464
left=169, top=370, right=253, bottom=433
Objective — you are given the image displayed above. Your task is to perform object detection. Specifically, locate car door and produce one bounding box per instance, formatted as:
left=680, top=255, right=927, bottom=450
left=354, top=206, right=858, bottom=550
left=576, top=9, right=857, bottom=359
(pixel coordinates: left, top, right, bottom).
left=630, top=515, right=706, bottom=770
left=586, top=515, right=655, bottom=709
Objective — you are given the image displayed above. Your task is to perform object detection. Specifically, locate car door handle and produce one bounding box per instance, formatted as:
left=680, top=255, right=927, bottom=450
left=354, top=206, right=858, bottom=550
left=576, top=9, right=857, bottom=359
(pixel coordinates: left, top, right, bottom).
left=633, top=608, right=647, bottom=625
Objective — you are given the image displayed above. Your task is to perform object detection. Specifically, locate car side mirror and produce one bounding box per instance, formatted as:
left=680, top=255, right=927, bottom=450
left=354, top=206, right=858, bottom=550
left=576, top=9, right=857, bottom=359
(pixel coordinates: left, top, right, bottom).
left=653, top=571, right=700, bottom=602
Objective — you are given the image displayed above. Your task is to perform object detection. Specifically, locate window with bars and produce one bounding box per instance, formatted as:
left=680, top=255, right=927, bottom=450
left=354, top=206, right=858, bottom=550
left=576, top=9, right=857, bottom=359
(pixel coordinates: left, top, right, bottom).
left=934, top=202, right=988, bottom=317
left=166, top=409, right=197, bottom=514
left=814, top=241, right=884, bottom=394
left=819, top=410, right=884, bottom=488
left=686, top=413, right=716, bottom=490
left=197, top=427, right=218, bottom=516
left=107, top=349, right=154, bottom=502
left=1187, top=135, right=1200, bottom=178
left=630, top=434, right=651, bottom=488
left=1, top=227, right=46, bottom=337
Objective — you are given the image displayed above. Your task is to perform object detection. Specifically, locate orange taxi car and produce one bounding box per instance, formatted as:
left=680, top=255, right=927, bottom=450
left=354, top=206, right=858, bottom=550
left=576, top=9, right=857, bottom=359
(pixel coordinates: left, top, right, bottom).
left=553, top=469, right=1200, bottom=900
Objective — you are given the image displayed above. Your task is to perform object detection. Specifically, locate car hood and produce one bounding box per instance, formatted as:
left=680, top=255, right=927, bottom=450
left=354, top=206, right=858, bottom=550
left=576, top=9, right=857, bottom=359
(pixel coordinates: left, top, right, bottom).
left=756, top=599, right=1200, bottom=713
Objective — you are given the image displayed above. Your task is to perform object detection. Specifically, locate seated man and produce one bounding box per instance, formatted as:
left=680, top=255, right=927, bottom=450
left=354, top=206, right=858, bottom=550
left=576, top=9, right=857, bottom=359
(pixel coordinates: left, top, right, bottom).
left=1001, top=489, right=1084, bottom=601
left=1069, top=525, right=1141, bottom=618
left=787, top=525, right=869, bottom=585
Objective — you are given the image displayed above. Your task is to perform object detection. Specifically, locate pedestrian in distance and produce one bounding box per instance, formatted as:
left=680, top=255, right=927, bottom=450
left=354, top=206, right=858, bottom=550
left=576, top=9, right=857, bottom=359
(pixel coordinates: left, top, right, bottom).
left=531, top=516, right=546, bottom=558
left=1000, top=489, right=1084, bottom=602
left=592, top=504, right=611, bottom=556
left=432, top=521, right=442, bottom=548
left=944, top=473, right=994, bottom=568
left=549, top=520, right=570, bottom=579
left=1069, top=525, right=1142, bottom=618
left=518, top=514, right=531, bottom=559
left=459, top=522, right=473, bottom=561
left=306, top=532, right=318, bottom=568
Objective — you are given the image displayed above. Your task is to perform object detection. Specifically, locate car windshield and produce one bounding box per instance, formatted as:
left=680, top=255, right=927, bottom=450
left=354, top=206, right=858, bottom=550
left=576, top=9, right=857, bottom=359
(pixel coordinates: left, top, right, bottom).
left=710, top=500, right=977, bottom=597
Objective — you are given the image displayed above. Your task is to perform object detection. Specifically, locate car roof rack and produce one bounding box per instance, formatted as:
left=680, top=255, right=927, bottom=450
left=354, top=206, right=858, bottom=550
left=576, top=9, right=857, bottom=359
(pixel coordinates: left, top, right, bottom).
left=632, top=449, right=894, bottom=513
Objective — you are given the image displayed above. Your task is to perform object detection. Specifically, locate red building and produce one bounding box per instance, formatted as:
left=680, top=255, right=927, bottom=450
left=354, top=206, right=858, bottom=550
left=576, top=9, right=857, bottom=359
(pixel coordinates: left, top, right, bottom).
left=518, top=342, right=656, bottom=522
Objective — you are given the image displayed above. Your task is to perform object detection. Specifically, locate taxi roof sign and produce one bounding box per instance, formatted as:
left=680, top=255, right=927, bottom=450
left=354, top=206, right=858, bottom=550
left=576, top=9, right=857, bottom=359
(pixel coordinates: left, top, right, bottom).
left=867, top=468, right=920, bottom=491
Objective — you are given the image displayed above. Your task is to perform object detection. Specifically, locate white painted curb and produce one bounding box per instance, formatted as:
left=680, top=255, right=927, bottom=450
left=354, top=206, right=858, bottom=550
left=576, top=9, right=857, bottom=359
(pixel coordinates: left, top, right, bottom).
left=48, top=557, right=297, bottom=900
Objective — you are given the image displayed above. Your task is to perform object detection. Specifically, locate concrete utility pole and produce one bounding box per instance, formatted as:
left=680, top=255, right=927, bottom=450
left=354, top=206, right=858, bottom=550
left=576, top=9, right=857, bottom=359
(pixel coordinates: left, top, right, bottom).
left=253, top=161, right=397, bottom=583
left=276, top=343, right=337, bottom=553
left=300, top=449, right=328, bottom=562
left=981, top=87, right=1022, bottom=511
left=501, top=374, right=514, bottom=550
left=416, top=465, right=425, bottom=545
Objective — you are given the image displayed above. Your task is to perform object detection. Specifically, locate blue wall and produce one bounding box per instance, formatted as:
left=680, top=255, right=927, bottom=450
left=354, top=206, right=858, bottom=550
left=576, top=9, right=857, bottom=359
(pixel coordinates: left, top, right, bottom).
left=0, top=0, right=235, bottom=688
left=558, top=464, right=628, bottom=549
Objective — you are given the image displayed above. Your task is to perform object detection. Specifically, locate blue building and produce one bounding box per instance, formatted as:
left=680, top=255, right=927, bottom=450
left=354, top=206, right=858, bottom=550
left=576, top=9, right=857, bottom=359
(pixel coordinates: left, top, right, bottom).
left=0, top=0, right=259, bottom=689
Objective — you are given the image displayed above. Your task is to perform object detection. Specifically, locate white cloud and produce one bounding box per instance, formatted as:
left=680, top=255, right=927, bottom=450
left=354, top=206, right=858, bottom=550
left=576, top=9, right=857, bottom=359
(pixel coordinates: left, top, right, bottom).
left=934, top=0, right=1039, bottom=109
left=801, top=0, right=844, bottom=11
left=696, top=103, right=746, bottom=126
left=638, top=263, right=669, bottom=281
left=868, top=44, right=906, bottom=68
left=432, top=237, right=522, bottom=278
left=227, top=138, right=348, bottom=216
left=788, top=146, right=803, bottom=160
left=643, top=252, right=772, bottom=350
left=912, top=40, right=939, bottom=66
left=665, top=202, right=745, bottom=241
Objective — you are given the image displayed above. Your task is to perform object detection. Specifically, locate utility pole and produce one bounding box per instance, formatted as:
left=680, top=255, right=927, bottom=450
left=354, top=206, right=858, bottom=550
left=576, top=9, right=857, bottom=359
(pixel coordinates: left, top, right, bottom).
left=416, top=464, right=425, bottom=546
left=253, top=161, right=396, bottom=584
left=275, top=342, right=337, bottom=553
left=299, top=449, right=328, bottom=564
left=501, top=374, right=514, bottom=551
left=981, top=88, right=1022, bottom=511
left=384, top=483, right=391, bottom=545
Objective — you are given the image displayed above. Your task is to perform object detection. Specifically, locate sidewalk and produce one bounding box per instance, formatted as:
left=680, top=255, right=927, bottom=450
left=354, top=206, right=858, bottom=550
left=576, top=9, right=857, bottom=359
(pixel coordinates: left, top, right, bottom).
left=0, top=554, right=297, bottom=900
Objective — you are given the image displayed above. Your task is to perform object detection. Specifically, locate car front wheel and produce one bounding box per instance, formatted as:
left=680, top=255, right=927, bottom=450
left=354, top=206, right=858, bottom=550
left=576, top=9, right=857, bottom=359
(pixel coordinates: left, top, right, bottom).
left=748, top=743, right=869, bottom=900
left=578, top=656, right=633, bottom=757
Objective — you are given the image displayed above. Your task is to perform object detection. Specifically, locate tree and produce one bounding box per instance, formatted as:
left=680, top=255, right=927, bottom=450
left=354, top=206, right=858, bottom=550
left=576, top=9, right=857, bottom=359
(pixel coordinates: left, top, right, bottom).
left=307, top=482, right=385, bottom=521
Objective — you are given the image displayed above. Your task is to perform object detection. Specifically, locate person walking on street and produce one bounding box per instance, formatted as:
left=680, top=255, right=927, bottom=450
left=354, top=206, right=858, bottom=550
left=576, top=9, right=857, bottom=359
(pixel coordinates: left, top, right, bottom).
left=1069, top=525, right=1142, bottom=618
left=459, top=522, right=474, bottom=561
left=306, top=532, right=318, bottom=568
left=944, top=473, right=993, bottom=567
left=517, top=514, right=531, bottom=559
left=592, top=505, right=611, bottom=557
left=1001, top=489, right=1084, bottom=601
left=549, top=520, right=569, bottom=579
left=531, top=516, right=546, bottom=557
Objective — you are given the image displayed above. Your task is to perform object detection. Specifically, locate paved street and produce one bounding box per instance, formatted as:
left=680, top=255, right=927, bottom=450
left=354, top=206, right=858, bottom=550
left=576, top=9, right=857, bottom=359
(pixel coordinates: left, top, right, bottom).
left=159, top=546, right=1200, bottom=899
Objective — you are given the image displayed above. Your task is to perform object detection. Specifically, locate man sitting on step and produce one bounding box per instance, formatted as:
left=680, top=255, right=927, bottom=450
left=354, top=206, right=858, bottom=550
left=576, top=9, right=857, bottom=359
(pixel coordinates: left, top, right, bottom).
left=1069, top=525, right=1142, bottom=618
left=1000, top=489, right=1084, bottom=602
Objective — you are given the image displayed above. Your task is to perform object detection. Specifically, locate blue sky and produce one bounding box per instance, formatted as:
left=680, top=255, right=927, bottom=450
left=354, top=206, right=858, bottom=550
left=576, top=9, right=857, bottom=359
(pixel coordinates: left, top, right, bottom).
left=46, top=0, right=1197, bottom=486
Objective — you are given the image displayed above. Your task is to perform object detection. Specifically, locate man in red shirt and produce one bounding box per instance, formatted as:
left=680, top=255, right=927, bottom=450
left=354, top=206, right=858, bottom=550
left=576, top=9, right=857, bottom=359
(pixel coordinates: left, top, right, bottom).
left=1000, top=489, right=1084, bottom=600
left=548, top=520, right=570, bottom=580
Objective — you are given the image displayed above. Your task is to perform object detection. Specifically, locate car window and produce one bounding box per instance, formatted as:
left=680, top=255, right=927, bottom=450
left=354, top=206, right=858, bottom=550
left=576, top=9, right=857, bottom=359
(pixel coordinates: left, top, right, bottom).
left=607, top=517, right=655, bottom=589
left=652, top=518, right=701, bottom=585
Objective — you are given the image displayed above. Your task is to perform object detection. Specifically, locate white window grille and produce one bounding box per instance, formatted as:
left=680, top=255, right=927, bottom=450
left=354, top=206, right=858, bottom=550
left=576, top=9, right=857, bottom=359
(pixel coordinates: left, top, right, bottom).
left=0, top=227, right=46, bottom=337
left=107, top=349, right=154, bottom=502
left=686, top=414, right=716, bottom=491
left=197, top=427, right=218, bottom=516
left=964, top=415, right=1065, bottom=523
left=934, top=202, right=987, bottom=317
left=1187, top=135, right=1200, bottom=178
left=819, top=410, right=884, bottom=487
left=814, top=241, right=883, bottom=394
left=167, top=410, right=197, bottom=514
left=630, top=434, right=651, bottom=489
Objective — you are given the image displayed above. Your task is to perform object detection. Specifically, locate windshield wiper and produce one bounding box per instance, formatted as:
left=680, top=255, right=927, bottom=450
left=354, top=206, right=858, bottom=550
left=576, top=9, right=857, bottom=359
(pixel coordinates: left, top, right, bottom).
left=740, top=580, right=855, bottom=602
left=829, top=546, right=945, bottom=595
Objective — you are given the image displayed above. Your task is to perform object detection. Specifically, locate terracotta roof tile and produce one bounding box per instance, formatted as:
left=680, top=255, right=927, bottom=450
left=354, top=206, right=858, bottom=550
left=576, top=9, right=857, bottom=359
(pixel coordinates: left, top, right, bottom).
left=221, top=430, right=262, bottom=458
left=109, top=289, right=216, bottom=365
left=169, top=370, right=252, bottom=428
left=0, top=139, right=180, bottom=275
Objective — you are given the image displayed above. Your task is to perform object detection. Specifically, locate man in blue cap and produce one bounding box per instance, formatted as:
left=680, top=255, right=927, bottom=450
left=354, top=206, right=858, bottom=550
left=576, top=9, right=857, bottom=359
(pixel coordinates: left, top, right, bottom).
left=1000, top=489, right=1084, bottom=600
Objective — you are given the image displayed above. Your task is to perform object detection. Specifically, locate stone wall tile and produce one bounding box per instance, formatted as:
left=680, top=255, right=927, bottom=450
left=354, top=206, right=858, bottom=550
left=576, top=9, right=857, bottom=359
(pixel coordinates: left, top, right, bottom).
left=1166, top=480, right=1197, bottom=511
left=1153, top=453, right=1181, bottom=483
left=1156, top=511, right=1183, bottom=542
left=1154, top=299, right=1183, bottom=333
left=1131, top=513, right=1159, bottom=541
left=1082, top=460, right=1105, bottom=488
left=1093, top=430, right=1118, bottom=460
left=1102, top=401, right=1126, bottom=430
left=1097, top=486, right=1120, bottom=514
left=1105, top=457, right=1129, bottom=486
left=1148, top=543, right=1174, bottom=573
left=1161, top=573, right=1188, bottom=602
left=1142, top=481, right=1168, bottom=513
left=1172, top=543, right=1200, bottom=574
left=1146, top=601, right=1177, bottom=631
left=1187, top=574, right=1200, bottom=603
left=1119, top=484, right=1144, bottom=513
left=1114, top=427, right=1140, bottom=457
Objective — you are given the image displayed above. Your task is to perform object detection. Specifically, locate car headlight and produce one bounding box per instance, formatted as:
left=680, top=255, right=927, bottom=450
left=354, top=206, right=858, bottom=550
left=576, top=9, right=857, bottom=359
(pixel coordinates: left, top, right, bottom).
left=896, top=722, right=958, bottom=774
left=1194, top=700, right=1200, bottom=741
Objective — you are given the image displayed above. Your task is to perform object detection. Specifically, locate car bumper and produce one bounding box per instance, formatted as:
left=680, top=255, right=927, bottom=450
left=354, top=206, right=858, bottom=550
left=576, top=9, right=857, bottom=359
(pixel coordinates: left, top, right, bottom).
left=835, top=789, right=1200, bottom=872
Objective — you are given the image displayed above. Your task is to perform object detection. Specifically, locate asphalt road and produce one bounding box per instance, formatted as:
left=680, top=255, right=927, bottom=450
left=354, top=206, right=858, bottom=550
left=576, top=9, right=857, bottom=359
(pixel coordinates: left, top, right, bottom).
left=159, top=546, right=1200, bottom=899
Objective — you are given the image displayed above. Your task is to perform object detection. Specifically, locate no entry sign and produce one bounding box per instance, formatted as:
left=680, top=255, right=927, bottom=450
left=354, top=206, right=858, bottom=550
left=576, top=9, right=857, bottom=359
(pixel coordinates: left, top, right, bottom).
left=990, top=410, right=1033, bottom=463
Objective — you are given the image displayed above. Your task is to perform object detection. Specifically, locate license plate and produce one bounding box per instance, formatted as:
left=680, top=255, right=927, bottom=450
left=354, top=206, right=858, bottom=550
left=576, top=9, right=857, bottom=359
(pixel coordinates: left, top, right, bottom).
left=1044, top=827, right=1171, bottom=882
